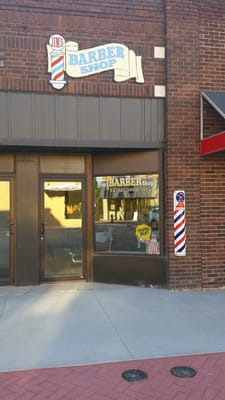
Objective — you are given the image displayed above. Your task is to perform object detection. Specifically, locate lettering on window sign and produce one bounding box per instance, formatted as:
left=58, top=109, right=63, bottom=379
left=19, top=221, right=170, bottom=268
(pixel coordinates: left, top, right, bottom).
left=136, top=224, right=151, bottom=240
left=106, top=177, right=143, bottom=187
left=105, top=177, right=153, bottom=188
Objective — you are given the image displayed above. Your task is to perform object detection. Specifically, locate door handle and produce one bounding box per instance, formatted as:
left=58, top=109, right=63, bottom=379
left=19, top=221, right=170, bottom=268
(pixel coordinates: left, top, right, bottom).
left=10, top=223, right=15, bottom=235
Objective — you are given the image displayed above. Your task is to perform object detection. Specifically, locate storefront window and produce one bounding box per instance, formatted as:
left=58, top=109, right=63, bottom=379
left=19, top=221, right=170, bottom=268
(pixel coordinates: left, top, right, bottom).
left=94, top=174, right=160, bottom=254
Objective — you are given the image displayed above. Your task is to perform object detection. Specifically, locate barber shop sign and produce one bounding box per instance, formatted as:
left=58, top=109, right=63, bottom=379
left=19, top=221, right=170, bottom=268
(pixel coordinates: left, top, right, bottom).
left=46, top=34, right=144, bottom=90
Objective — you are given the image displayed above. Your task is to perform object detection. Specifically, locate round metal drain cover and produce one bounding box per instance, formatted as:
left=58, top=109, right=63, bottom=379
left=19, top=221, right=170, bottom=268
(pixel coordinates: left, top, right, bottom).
left=170, top=366, right=196, bottom=378
left=122, top=369, right=148, bottom=382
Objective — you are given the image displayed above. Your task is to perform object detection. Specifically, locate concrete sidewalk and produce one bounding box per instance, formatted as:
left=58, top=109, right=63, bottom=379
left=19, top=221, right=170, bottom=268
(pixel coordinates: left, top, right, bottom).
left=0, top=282, right=225, bottom=372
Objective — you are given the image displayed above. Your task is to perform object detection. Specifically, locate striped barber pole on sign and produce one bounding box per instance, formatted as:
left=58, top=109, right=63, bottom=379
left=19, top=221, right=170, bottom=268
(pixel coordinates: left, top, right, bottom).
left=51, top=54, right=65, bottom=82
left=174, top=191, right=186, bottom=256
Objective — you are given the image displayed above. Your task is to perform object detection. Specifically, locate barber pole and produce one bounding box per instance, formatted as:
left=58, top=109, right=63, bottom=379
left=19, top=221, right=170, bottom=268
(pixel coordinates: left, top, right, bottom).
left=48, top=34, right=66, bottom=90
left=174, top=191, right=186, bottom=256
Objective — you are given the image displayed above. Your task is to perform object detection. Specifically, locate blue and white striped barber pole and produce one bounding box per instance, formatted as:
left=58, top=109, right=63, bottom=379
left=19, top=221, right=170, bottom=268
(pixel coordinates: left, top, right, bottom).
left=174, top=191, right=186, bottom=256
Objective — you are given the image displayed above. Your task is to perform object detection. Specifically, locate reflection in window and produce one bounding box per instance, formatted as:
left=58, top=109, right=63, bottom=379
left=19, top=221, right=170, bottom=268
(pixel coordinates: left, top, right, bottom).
left=94, top=174, right=160, bottom=255
left=44, top=182, right=82, bottom=222
left=65, top=190, right=82, bottom=220
left=0, top=181, right=10, bottom=279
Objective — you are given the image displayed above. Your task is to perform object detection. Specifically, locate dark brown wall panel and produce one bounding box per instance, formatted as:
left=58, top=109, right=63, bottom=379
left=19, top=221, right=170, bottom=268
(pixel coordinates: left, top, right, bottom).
left=11, top=93, right=33, bottom=140
left=93, top=150, right=159, bottom=175
left=0, top=92, right=164, bottom=147
left=15, top=155, right=39, bottom=285
left=93, top=254, right=167, bottom=286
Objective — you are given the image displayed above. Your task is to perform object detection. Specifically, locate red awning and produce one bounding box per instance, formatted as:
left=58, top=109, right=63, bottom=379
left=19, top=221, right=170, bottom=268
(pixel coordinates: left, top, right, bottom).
left=200, top=131, right=225, bottom=156
left=200, top=92, right=225, bottom=156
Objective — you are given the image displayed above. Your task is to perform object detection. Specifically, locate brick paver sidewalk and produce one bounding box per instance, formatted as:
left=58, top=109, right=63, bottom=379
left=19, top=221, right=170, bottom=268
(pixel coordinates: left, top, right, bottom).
left=0, top=352, right=225, bottom=400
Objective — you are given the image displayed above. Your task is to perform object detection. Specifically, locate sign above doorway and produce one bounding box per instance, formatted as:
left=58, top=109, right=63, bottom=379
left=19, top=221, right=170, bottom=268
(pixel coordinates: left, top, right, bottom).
left=46, top=34, right=144, bottom=90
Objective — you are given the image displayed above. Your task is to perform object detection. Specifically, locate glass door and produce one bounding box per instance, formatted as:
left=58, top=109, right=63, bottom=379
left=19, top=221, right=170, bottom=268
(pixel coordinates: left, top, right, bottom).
left=0, top=180, right=13, bottom=282
left=41, top=180, right=84, bottom=280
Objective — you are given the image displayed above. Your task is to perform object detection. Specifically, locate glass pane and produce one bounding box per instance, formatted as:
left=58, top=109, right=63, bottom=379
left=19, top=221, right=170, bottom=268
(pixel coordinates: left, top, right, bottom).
left=0, top=181, right=10, bottom=279
left=94, top=174, right=160, bottom=255
left=43, top=181, right=82, bottom=277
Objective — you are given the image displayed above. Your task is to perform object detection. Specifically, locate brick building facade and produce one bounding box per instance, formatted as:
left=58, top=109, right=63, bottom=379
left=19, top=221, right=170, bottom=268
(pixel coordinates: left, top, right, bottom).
left=0, top=0, right=224, bottom=289
left=166, top=0, right=225, bottom=289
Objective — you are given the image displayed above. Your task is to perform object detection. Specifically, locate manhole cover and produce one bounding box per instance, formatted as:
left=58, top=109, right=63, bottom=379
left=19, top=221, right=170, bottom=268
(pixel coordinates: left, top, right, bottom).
left=170, top=366, right=196, bottom=378
left=121, top=369, right=148, bottom=382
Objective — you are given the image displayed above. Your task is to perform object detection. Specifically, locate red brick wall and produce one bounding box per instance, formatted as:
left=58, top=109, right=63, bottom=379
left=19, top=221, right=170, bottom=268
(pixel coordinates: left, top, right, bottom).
left=166, top=0, right=201, bottom=290
left=0, top=0, right=165, bottom=96
left=199, top=1, right=225, bottom=289
left=166, top=0, right=225, bottom=289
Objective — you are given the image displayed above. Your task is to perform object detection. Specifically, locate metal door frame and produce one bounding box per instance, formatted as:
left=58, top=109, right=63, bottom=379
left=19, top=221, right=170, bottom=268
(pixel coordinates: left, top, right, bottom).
left=0, top=176, right=15, bottom=285
left=39, top=175, right=87, bottom=282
